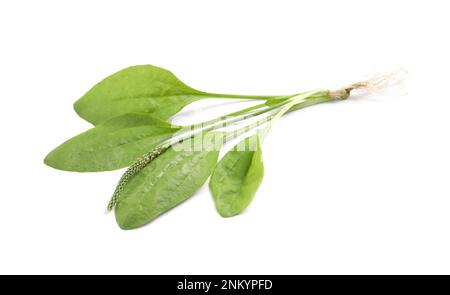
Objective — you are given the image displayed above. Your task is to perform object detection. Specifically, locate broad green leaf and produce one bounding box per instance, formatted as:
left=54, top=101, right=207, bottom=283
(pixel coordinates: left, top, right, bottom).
left=74, top=65, right=207, bottom=125
left=114, top=134, right=223, bottom=229
left=44, top=113, right=181, bottom=172
left=209, top=135, right=264, bottom=217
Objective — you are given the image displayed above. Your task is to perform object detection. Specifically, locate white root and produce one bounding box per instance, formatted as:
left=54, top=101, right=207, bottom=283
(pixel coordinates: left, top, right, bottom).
left=330, top=68, right=408, bottom=99
left=346, top=68, right=408, bottom=94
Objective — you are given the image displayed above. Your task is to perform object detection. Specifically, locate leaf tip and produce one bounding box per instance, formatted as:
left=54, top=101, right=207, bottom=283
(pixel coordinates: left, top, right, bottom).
left=43, top=150, right=57, bottom=168
left=217, top=210, right=240, bottom=218
left=114, top=203, right=146, bottom=230
left=73, top=98, right=96, bottom=125
left=115, top=215, right=141, bottom=230
left=43, top=147, right=74, bottom=171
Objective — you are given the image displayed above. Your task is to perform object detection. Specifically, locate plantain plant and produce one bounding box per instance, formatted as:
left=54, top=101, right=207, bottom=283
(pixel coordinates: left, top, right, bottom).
left=45, top=64, right=397, bottom=229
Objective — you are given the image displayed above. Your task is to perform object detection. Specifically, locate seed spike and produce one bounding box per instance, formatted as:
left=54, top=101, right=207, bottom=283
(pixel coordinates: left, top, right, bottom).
left=107, top=146, right=167, bottom=211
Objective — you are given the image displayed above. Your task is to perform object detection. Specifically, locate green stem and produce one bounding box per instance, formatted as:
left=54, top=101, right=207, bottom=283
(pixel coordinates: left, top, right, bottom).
left=172, top=91, right=333, bottom=147
left=202, top=92, right=289, bottom=100
left=260, top=89, right=331, bottom=141
left=178, top=90, right=329, bottom=135
left=173, top=95, right=296, bottom=144
left=224, top=90, right=335, bottom=142
left=177, top=102, right=268, bottom=134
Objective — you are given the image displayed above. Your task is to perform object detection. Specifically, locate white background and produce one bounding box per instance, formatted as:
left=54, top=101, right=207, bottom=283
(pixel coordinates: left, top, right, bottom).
left=1, top=0, right=449, bottom=274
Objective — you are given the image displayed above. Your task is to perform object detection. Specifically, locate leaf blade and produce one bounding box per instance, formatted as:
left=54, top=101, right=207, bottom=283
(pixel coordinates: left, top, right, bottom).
left=114, top=134, right=223, bottom=229
left=44, top=113, right=180, bottom=172
left=74, top=65, right=205, bottom=125
left=209, top=135, right=264, bottom=217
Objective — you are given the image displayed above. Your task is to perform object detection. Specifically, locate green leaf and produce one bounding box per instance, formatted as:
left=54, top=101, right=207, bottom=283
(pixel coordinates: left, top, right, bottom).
left=44, top=113, right=181, bottom=172
left=74, top=65, right=206, bottom=125
left=209, top=135, right=264, bottom=217
left=114, top=134, right=223, bottom=229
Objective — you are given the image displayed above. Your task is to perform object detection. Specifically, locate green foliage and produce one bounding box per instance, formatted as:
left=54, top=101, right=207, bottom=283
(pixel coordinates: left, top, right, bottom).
left=44, top=113, right=180, bottom=172
left=45, top=64, right=338, bottom=228
left=74, top=65, right=206, bottom=125
left=115, top=139, right=221, bottom=229
left=209, top=135, right=264, bottom=217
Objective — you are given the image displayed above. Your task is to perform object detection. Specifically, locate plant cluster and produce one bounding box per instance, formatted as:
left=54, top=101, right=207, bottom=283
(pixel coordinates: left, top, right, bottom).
left=45, top=65, right=377, bottom=229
